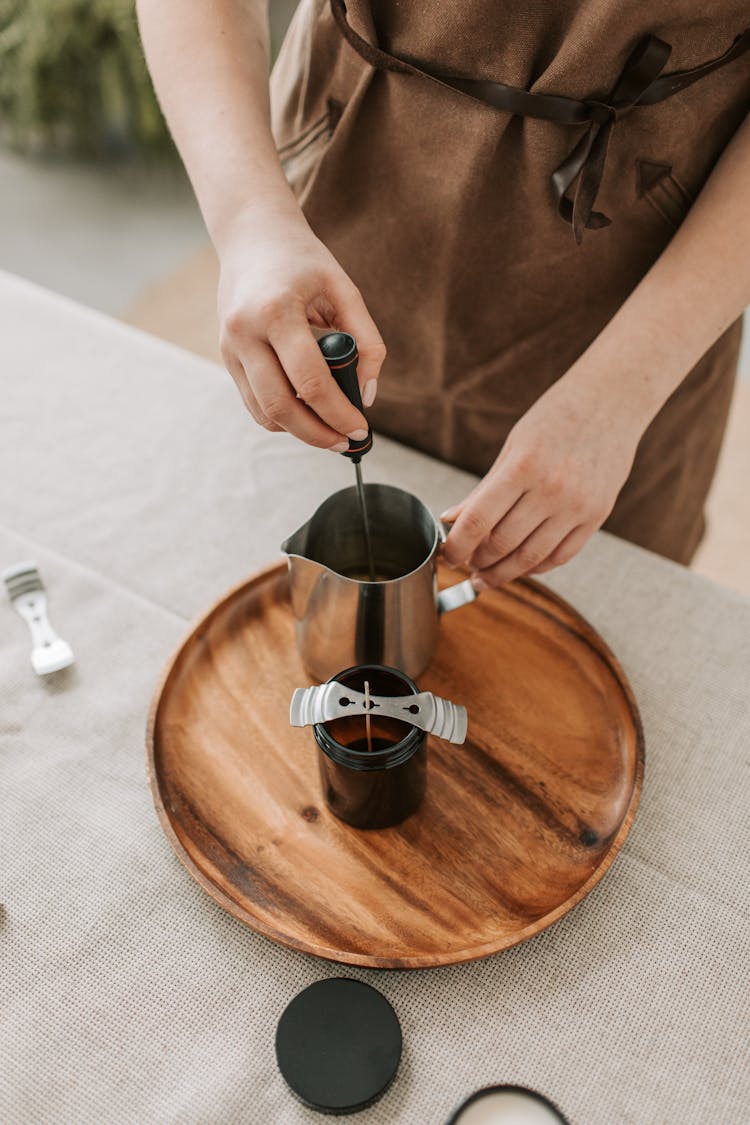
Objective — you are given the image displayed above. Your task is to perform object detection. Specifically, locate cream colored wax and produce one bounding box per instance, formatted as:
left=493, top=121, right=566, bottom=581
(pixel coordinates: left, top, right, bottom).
left=456, top=1089, right=563, bottom=1124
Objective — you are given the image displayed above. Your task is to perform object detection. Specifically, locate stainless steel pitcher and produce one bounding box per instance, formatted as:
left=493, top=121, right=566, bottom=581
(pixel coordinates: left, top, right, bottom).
left=281, top=483, right=477, bottom=680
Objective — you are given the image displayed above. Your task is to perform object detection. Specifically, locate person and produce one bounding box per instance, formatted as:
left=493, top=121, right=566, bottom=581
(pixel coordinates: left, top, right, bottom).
left=137, top=0, right=750, bottom=588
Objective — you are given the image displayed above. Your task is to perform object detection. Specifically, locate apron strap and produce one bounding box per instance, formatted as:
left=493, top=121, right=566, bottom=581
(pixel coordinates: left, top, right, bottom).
left=330, top=0, right=750, bottom=242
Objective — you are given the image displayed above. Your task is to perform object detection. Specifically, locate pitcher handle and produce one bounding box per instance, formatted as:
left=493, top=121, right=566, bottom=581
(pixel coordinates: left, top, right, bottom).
left=437, top=578, right=477, bottom=616
left=436, top=517, right=479, bottom=615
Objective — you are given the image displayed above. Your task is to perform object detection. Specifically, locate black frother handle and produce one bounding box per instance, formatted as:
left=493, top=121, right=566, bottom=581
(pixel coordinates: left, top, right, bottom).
left=317, top=332, right=372, bottom=461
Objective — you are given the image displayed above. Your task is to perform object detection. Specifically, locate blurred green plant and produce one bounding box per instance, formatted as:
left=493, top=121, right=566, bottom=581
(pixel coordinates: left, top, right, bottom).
left=0, top=0, right=175, bottom=158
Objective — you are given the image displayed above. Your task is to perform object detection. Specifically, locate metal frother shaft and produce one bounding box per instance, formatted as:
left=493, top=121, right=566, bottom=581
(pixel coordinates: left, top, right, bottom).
left=352, top=461, right=374, bottom=577
left=318, top=332, right=376, bottom=581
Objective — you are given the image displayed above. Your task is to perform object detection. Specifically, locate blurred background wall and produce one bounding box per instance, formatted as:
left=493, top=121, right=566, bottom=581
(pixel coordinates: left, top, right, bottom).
left=0, top=0, right=297, bottom=319
left=1, top=0, right=746, bottom=591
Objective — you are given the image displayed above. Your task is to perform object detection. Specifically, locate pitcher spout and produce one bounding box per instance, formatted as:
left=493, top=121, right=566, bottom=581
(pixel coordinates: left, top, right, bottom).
left=281, top=517, right=312, bottom=560
left=281, top=515, right=343, bottom=589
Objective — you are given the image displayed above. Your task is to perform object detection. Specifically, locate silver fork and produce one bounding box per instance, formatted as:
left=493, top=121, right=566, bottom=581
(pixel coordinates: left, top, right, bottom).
left=3, top=561, right=75, bottom=675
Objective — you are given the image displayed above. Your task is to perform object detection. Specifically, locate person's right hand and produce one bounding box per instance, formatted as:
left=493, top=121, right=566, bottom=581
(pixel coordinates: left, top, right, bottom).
left=218, top=207, right=386, bottom=451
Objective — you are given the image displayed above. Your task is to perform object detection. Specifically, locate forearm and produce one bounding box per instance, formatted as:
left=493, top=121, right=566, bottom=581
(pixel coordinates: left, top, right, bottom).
left=567, top=113, right=750, bottom=425
left=136, top=0, right=302, bottom=251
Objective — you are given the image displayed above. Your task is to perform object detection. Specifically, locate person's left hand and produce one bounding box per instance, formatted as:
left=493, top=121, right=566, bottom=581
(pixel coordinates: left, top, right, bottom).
left=441, top=373, right=646, bottom=586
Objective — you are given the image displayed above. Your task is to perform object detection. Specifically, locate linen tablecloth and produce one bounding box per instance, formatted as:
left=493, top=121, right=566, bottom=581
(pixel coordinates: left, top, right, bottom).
left=1, top=271, right=748, bottom=1124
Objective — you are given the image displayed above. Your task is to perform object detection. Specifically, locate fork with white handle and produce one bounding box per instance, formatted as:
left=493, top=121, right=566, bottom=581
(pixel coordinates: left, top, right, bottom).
left=3, top=561, right=75, bottom=675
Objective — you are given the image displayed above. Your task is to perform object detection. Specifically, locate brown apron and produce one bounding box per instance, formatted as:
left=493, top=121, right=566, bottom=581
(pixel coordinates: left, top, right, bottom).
left=271, top=1, right=750, bottom=563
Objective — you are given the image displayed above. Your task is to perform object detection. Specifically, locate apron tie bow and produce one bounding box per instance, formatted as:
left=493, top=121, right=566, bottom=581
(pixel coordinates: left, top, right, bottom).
left=552, top=36, right=672, bottom=243
left=584, top=102, right=618, bottom=125
left=330, top=1, right=750, bottom=242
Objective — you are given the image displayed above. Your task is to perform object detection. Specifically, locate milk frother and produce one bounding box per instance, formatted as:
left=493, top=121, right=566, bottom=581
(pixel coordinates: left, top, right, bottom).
left=318, top=332, right=376, bottom=582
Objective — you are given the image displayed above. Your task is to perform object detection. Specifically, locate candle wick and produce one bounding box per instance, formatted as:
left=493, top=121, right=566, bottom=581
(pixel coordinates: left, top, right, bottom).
left=364, top=680, right=373, bottom=753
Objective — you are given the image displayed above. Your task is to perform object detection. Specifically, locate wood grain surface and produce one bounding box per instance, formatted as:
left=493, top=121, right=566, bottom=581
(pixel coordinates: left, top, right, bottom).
left=147, top=561, right=644, bottom=969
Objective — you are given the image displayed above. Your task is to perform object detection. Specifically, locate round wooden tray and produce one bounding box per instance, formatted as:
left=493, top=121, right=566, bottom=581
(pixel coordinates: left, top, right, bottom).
left=147, top=561, right=643, bottom=970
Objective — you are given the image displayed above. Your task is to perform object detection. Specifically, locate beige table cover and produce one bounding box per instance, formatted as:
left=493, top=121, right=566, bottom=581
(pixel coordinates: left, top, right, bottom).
left=1, top=271, right=748, bottom=1124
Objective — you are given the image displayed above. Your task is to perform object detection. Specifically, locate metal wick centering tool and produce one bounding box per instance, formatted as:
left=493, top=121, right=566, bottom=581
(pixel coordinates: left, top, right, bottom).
left=3, top=561, right=75, bottom=675
left=317, top=332, right=376, bottom=581
left=290, top=681, right=468, bottom=744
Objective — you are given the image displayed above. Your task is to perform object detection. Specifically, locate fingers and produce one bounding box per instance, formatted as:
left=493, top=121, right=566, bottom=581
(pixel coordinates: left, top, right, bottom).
left=220, top=242, right=385, bottom=448
left=229, top=341, right=350, bottom=449
left=529, top=524, right=594, bottom=574
left=222, top=351, right=283, bottom=431
left=267, top=308, right=370, bottom=439
left=442, top=477, right=524, bottom=567
left=324, top=274, right=387, bottom=408
left=439, top=503, right=463, bottom=527
left=469, top=494, right=549, bottom=571
left=473, top=518, right=572, bottom=587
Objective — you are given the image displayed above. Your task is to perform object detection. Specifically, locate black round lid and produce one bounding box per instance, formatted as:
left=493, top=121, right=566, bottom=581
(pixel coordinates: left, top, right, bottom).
left=276, top=978, right=402, bottom=1115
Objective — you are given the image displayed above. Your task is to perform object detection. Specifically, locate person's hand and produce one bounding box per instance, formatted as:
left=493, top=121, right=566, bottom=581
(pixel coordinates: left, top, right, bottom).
left=218, top=206, right=386, bottom=450
left=441, top=374, right=645, bottom=585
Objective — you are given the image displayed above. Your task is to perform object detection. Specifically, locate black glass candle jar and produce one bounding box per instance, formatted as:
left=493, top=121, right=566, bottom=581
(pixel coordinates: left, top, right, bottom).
left=314, top=664, right=427, bottom=830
